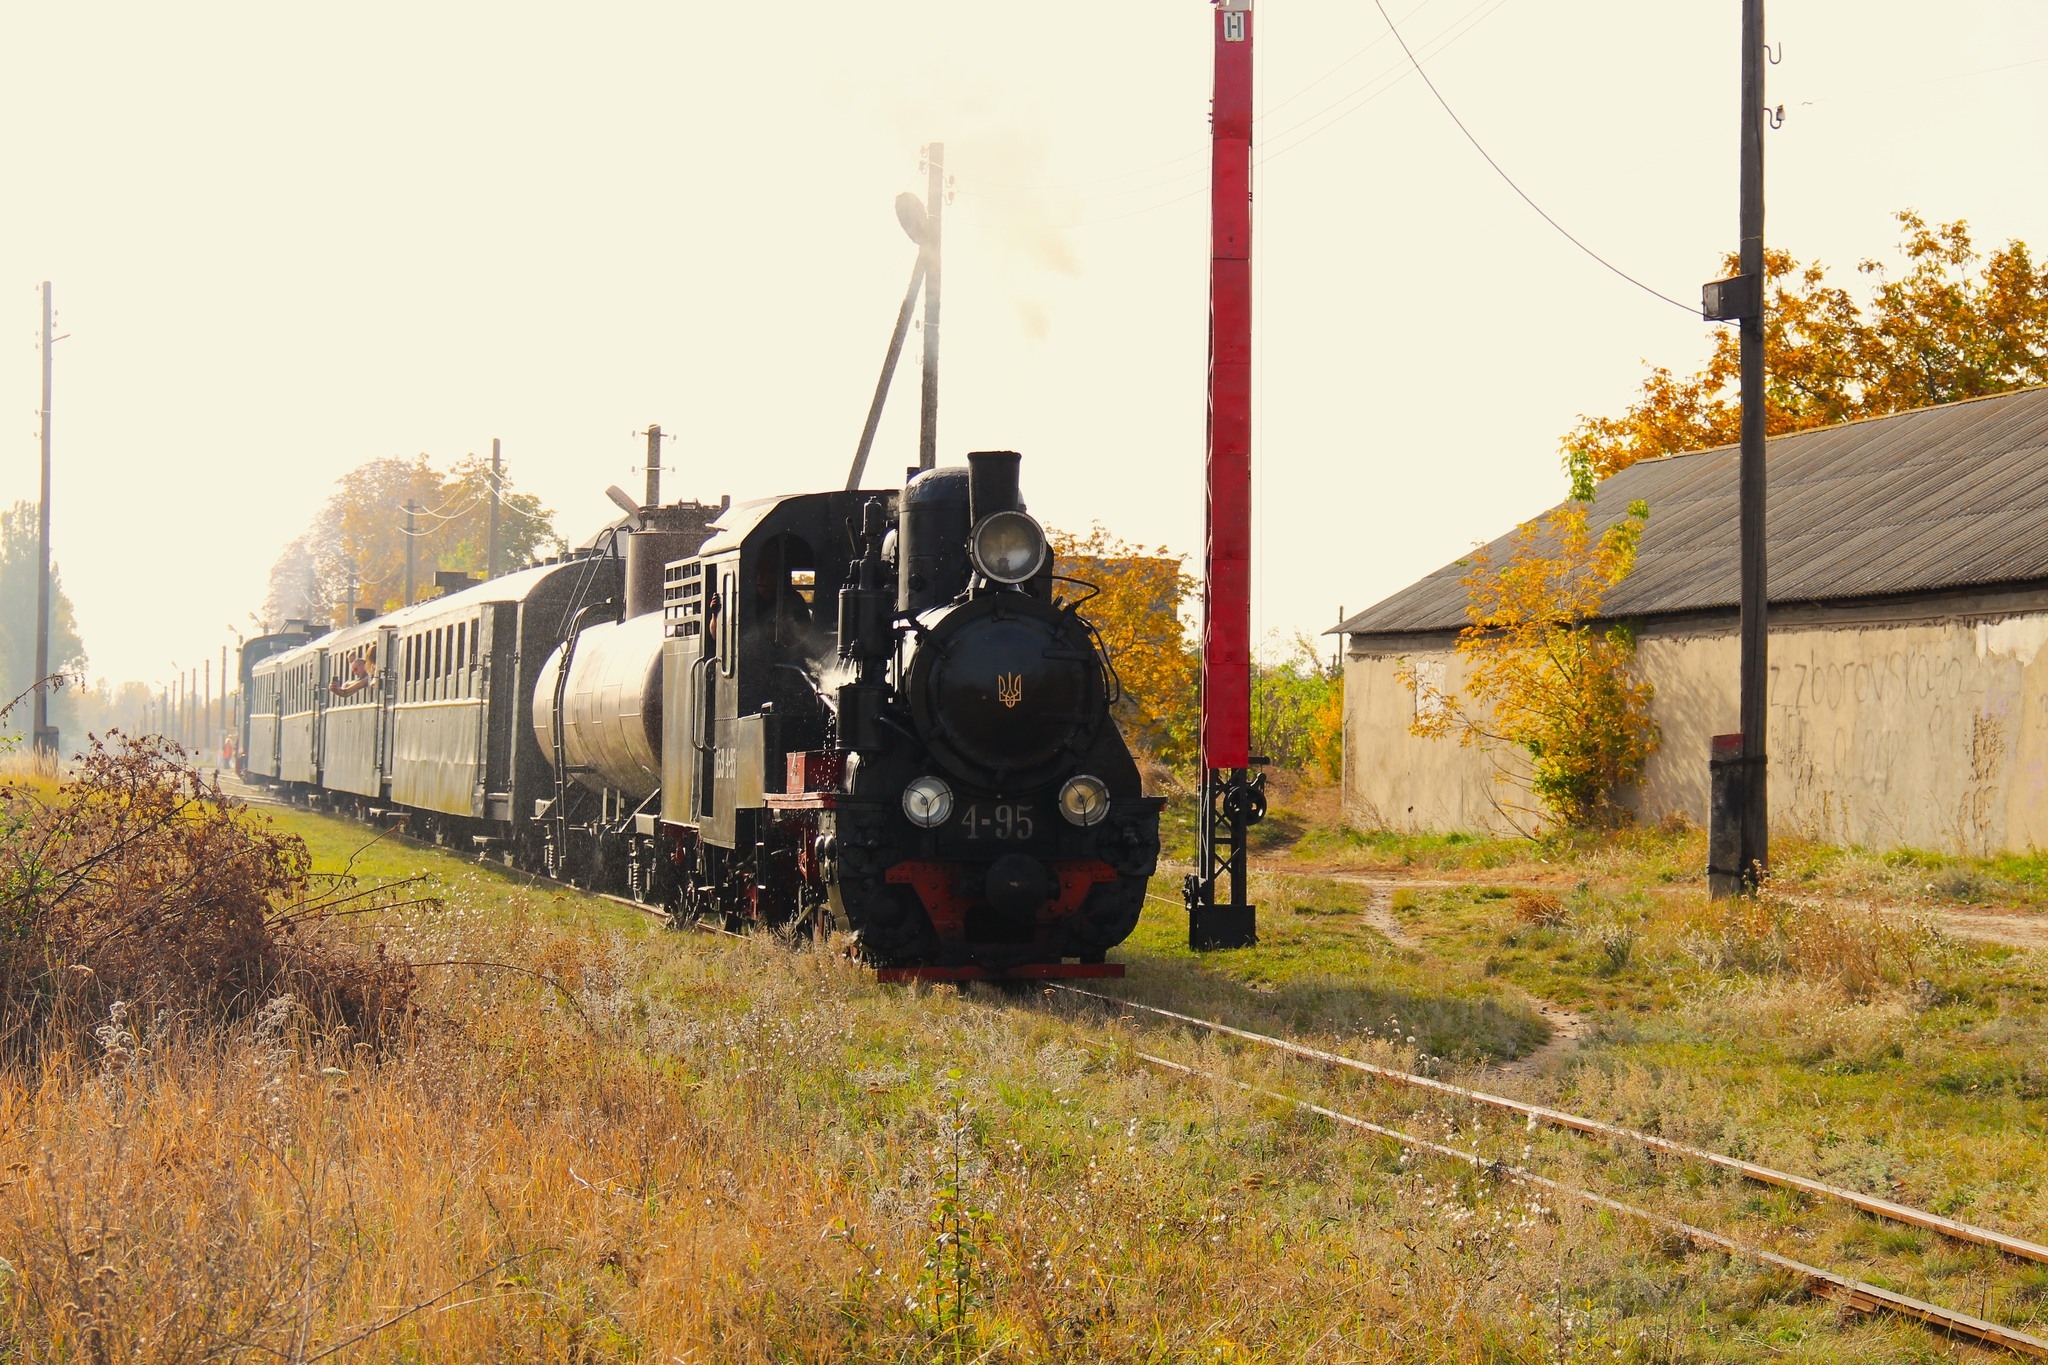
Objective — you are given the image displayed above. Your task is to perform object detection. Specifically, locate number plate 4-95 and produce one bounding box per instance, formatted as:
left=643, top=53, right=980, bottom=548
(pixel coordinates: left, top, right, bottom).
left=956, top=803, right=1034, bottom=840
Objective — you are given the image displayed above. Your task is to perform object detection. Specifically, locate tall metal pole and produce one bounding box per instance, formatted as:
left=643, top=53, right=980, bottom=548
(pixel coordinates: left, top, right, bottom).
left=1737, top=0, right=1770, bottom=891
left=203, top=659, right=211, bottom=755
left=916, top=142, right=943, bottom=472
left=219, top=644, right=227, bottom=750
left=1185, top=0, right=1260, bottom=951
left=486, top=438, right=502, bottom=580
left=643, top=424, right=663, bottom=507
left=403, top=500, right=418, bottom=606
left=32, top=283, right=55, bottom=754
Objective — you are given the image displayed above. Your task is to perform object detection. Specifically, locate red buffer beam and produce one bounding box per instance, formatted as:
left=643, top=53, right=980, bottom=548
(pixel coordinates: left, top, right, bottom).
left=1203, top=0, right=1253, bottom=770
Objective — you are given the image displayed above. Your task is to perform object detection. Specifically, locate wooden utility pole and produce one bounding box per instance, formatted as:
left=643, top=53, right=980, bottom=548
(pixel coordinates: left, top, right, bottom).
left=917, top=142, right=943, bottom=472
left=203, top=659, right=211, bottom=754
left=32, top=283, right=56, bottom=755
left=404, top=500, right=418, bottom=606
left=1736, top=0, right=1770, bottom=891
left=486, top=439, right=502, bottom=579
left=643, top=425, right=663, bottom=507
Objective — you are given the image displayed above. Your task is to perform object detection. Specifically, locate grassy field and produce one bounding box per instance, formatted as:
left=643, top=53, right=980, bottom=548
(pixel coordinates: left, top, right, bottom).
left=6, top=782, right=2048, bottom=1361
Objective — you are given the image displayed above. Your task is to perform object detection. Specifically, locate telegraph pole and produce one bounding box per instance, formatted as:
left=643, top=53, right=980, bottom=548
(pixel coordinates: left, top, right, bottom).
left=642, top=425, right=664, bottom=507
left=1699, top=0, right=1772, bottom=895
left=1185, top=0, right=1261, bottom=950
left=1735, top=0, right=1770, bottom=891
left=32, top=283, right=56, bottom=755
left=486, top=438, right=502, bottom=579
left=916, top=142, right=944, bottom=472
left=403, top=500, right=418, bottom=606
left=219, top=644, right=227, bottom=748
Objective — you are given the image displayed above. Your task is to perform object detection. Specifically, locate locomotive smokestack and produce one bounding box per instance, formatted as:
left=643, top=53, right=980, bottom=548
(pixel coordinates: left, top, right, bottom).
left=967, top=450, right=1022, bottom=522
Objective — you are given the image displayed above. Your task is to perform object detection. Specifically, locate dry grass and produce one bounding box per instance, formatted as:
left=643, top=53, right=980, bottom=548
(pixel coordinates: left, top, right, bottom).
left=0, top=735, right=416, bottom=1055
left=3, top=770, right=2038, bottom=1361
left=0, top=908, right=1741, bottom=1364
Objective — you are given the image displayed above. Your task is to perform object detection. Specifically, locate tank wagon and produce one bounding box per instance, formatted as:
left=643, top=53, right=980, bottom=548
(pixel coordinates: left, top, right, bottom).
left=239, top=452, right=1160, bottom=977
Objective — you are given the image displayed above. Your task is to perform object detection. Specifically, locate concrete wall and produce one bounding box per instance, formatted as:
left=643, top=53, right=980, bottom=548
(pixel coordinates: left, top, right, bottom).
left=1342, top=601, right=2048, bottom=854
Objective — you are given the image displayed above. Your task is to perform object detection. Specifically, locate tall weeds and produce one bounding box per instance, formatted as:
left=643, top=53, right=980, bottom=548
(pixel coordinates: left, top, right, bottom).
left=0, top=734, right=417, bottom=1055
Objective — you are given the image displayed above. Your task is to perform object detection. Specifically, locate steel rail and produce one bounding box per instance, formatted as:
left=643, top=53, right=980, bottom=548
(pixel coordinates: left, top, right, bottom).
left=1133, top=1048, right=2048, bottom=1358
left=1056, top=986, right=2048, bottom=1268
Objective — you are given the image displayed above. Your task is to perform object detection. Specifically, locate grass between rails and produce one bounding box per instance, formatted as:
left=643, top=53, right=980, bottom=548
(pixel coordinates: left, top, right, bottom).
left=5, top=790, right=2046, bottom=1360
left=1116, top=812, right=2048, bottom=1348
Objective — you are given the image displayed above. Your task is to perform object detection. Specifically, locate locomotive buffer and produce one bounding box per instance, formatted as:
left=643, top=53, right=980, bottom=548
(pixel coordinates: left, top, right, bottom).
left=1184, top=0, right=1264, bottom=951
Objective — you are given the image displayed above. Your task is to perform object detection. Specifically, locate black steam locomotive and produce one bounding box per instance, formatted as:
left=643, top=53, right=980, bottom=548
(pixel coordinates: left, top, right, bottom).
left=240, top=452, right=1160, bottom=977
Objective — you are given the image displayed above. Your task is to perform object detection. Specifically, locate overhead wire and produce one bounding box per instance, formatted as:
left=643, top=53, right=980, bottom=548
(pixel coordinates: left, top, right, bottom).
left=949, top=0, right=1503, bottom=221
left=1366, top=0, right=1701, bottom=317
left=1055, top=0, right=1514, bottom=230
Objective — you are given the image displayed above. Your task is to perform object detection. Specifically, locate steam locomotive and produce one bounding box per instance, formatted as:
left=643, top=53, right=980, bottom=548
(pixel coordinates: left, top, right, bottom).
left=238, top=452, right=1161, bottom=976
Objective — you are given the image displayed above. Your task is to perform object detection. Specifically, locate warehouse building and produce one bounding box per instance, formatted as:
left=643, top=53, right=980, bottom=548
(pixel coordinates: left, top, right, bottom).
left=1334, top=386, right=2048, bottom=854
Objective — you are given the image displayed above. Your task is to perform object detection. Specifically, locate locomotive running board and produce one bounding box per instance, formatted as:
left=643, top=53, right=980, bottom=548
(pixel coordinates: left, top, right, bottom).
left=875, top=962, right=1126, bottom=984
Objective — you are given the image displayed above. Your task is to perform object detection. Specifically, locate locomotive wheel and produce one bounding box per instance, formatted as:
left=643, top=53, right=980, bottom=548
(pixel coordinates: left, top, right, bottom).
left=844, top=879, right=938, bottom=964
left=1059, top=878, right=1145, bottom=958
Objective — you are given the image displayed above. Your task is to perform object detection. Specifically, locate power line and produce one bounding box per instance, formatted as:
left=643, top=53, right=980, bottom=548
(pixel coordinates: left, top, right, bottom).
left=1052, top=0, right=1513, bottom=231
left=1369, top=0, right=1701, bottom=318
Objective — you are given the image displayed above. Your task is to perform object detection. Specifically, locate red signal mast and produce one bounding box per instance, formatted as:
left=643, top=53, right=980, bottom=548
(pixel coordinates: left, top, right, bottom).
left=1185, top=0, right=1263, bottom=950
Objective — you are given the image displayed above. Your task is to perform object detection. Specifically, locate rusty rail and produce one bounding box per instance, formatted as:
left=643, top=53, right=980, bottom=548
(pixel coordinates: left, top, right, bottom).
left=1134, top=1049, right=2048, bottom=1359
left=1058, top=986, right=2048, bottom=1268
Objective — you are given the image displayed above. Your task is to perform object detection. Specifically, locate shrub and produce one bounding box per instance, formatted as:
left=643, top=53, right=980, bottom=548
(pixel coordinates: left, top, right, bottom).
left=0, top=733, right=416, bottom=1054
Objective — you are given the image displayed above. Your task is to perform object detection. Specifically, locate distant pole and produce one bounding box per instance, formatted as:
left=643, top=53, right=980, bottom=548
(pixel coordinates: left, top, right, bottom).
left=219, top=644, right=227, bottom=744
left=203, top=659, right=211, bottom=753
left=643, top=424, right=663, bottom=507
left=1736, top=0, right=1770, bottom=891
left=917, top=142, right=943, bottom=472
left=404, top=500, right=418, bottom=606
left=32, top=283, right=55, bottom=754
left=486, top=438, right=502, bottom=579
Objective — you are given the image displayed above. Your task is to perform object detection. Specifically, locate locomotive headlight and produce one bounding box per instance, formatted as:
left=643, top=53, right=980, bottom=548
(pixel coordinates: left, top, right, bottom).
left=1058, top=774, right=1111, bottom=827
left=902, top=775, right=955, bottom=828
left=969, top=510, right=1048, bottom=584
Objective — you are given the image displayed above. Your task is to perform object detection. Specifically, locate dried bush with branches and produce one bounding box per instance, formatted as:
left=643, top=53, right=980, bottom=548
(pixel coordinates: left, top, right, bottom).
left=0, top=733, right=418, bottom=1054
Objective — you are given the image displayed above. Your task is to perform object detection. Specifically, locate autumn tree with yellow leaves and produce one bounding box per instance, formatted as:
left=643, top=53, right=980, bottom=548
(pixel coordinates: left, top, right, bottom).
left=1405, top=497, right=1657, bottom=830
left=1051, top=527, right=1343, bottom=778
left=1050, top=525, right=1202, bottom=769
left=1563, top=212, right=2048, bottom=482
left=262, top=454, right=564, bottom=629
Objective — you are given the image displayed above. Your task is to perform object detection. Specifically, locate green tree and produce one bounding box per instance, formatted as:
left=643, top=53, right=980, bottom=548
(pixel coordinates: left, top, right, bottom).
left=1252, top=633, right=1344, bottom=781
left=1563, top=212, right=2048, bottom=478
left=0, top=501, right=87, bottom=739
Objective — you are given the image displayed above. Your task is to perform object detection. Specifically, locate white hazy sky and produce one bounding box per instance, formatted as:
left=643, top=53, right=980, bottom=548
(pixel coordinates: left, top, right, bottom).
left=3, top=2, right=2045, bottom=690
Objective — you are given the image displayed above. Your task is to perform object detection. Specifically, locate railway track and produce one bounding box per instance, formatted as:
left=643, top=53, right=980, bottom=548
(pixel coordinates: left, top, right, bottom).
left=1045, top=984, right=2048, bottom=1357
left=240, top=787, right=2048, bottom=1352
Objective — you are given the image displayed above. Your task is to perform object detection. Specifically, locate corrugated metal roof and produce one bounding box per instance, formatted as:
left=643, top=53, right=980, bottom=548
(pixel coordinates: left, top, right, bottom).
left=1338, top=386, right=2048, bottom=637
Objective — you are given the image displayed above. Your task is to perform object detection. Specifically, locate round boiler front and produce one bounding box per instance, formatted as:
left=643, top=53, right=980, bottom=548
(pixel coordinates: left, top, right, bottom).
left=532, top=612, right=666, bottom=799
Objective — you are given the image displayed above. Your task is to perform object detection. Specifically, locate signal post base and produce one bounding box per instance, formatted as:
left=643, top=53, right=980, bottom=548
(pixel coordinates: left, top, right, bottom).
left=1189, top=904, right=1257, bottom=952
